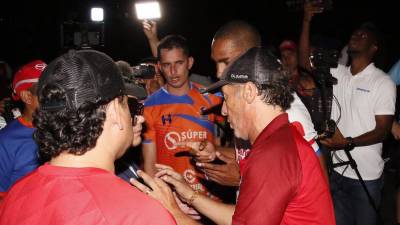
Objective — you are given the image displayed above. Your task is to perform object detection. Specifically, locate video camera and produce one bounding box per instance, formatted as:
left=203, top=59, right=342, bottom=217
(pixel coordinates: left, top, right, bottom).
left=309, top=48, right=339, bottom=139
left=310, top=48, right=339, bottom=86
left=131, top=64, right=156, bottom=79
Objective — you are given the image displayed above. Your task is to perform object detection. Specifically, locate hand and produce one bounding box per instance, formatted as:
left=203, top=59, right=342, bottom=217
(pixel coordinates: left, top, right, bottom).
left=130, top=170, right=180, bottom=213
left=391, top=121, right=400, bottom=140
left=196, top=151, right=240, bottom=186
left=132, top=115, right=145, bottom=147
left=303, top=1, right=324, bottom=22
left=142, top=20, right=158, bottom=41
left=154, top=73, right=165, bottom=87
left=183, top=140, right=216, bottom=162
left=174, top=193, right=201, bottom=220
left=319, top=127, right=348, bottom=150
left=154, top=164, right=195, bottom=203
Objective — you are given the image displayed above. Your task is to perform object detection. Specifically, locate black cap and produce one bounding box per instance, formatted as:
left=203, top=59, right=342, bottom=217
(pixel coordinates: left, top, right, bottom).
left=125, top=83, right=147, bottom=100
left=38, top=50, right=126, bottom=111
left=201, top=47, right=285, bottom=94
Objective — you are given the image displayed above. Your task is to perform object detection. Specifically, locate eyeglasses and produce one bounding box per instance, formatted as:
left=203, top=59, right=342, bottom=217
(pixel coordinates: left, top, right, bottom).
left=127, top=97, right=144, bottom=126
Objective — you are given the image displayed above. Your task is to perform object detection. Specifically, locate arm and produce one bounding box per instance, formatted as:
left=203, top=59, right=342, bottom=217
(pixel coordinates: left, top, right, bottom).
left=298, top=1, right=323, bottom=71
left=320, top=115, right=394, bottom=150
left=353, top=115, right=393, bottom=146
left=142, top=143, right=157, bottom=177
left=189, top=193, right=235, bottom=225
left=155, top=164, right=235, bottom=225
left=142, top=20, right=160, bottom=57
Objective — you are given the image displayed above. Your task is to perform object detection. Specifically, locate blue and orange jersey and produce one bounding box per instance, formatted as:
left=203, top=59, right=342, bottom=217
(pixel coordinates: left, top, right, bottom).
left=143, top=83, right=222, bottom=194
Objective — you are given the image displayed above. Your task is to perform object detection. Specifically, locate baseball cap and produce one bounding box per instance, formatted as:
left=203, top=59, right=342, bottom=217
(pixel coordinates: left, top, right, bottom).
left=279, top=40, right=297, bottom=52
left=38, top=50, right=126, bottom=111
left=125, top=83, right=147, bottom=100
left=12, top=60, right=47, bottom=100
left=202, top=47, right=286, bottom=93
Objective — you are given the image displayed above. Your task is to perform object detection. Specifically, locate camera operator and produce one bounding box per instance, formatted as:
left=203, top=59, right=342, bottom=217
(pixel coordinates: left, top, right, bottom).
left=300, top=2, right=396, bottom=224
left=278, top=39, right=332, bottom=130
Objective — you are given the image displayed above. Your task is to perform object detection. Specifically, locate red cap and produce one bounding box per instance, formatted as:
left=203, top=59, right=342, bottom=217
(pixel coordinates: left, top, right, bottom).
left=279, top=40, right=297, bottom=52
left=12, top=60, right=47, bottom=100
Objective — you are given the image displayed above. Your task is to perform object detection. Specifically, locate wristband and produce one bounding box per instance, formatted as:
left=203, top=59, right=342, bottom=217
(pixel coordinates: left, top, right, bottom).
left=345, top=137, right=355, bottom=150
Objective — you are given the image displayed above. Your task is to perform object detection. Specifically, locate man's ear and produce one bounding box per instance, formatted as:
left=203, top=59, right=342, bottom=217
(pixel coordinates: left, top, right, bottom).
left=107, top=98, right=123, bottom=130
left=187, top=56, right=194, bottom=70
left=370, top=44, right=378, bottom=55
left=19, top=90, right=33, bottom=105
left=243, top=82, right=257, bottom=104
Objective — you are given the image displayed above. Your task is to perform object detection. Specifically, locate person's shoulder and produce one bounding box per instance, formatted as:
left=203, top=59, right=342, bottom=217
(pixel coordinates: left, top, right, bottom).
left=191, top=83, right=222, bottom=102
left=0, top=119, right=21, bottom=132
left=144, top=88, right=167, bottom=107
left=86, top=175, right=175, bottom=224
left=370, top=65, right=395, bottom=88
left=0, top=119, right=24, bottom=139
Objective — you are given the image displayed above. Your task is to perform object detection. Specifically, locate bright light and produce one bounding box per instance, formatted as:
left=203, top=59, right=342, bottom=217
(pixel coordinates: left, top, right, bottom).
left=135, top=1, right=161, bottom=20
left=91, top=7, right=104, bottom=22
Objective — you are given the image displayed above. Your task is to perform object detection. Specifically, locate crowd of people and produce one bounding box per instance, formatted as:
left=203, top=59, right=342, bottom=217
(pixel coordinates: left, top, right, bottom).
left=0, top=2, right=399, bottom=225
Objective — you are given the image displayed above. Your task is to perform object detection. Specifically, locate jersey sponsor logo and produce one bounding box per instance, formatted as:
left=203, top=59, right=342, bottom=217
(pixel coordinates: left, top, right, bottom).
left=230, top=73, right=248, bottom=80
left=161, top=114, right=172, bottom=125
left=164, top=131, right=180, bottom=150
left=164, top=130, right=208, bottom=150
left=236, top=148, right=251, bottom=163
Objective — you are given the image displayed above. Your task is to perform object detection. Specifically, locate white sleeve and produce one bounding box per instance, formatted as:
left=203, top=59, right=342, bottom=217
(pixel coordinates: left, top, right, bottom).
left=373, top=76, right=396, bottom=115
left=287, top=93, right=320, bottom=153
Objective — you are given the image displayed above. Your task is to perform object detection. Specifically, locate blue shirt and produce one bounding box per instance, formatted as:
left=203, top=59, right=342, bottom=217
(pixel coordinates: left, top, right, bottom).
left=389, top=59, right=400, bottom=85
left=0, top=119, right=39, bottom=192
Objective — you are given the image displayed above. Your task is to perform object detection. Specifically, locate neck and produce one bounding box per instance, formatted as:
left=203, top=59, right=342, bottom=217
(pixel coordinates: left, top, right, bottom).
left=350, top=55, right=372, bottom=75
left=248, top=103, right=284, bottom=144
left=21, top=107, right=34, bottom=123
left=49, top=147, right=116, bottom=173
left=166, top=82, right=191, bottom=96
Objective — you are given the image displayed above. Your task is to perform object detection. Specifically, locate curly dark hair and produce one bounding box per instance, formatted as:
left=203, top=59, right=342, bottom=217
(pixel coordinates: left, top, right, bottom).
left=33, top=83, right=107, bottom=160
left=256, top=81, right=294, bottom=111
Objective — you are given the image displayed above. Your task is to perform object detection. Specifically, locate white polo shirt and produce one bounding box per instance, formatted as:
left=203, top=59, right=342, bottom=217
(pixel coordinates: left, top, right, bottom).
left=330, top=63, right=396, bottom=180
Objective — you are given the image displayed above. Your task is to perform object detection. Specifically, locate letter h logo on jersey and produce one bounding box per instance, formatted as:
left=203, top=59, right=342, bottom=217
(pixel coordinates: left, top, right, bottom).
left=161, top=114, right=172, bottom=125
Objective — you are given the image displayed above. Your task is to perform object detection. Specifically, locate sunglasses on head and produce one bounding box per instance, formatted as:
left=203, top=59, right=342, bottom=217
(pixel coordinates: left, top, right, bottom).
left=127, top=97, right=144, bottom=125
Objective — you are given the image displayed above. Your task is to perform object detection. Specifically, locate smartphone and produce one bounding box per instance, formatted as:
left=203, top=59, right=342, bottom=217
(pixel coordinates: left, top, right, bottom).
left=118, top=162, right=153, bottom=191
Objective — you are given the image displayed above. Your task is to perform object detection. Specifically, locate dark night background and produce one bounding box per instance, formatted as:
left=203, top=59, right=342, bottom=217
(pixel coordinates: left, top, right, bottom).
left=0, top=0, right=399, bottom=77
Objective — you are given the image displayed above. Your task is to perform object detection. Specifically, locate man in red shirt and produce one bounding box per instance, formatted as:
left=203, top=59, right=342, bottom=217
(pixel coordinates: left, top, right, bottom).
left=132, top=47, right=335, bottom=225
left=0, top=50, right=176, bottom=225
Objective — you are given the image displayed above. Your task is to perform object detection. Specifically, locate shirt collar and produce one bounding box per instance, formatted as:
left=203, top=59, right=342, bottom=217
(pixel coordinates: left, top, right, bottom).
left=252, top=113, right=289, bottom=146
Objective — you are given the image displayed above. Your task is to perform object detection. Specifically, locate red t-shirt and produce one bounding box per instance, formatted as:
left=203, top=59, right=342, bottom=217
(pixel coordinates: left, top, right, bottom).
left=233, top=113, right=335, bottom=225
left=0, top=164, right=176, bottom=225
